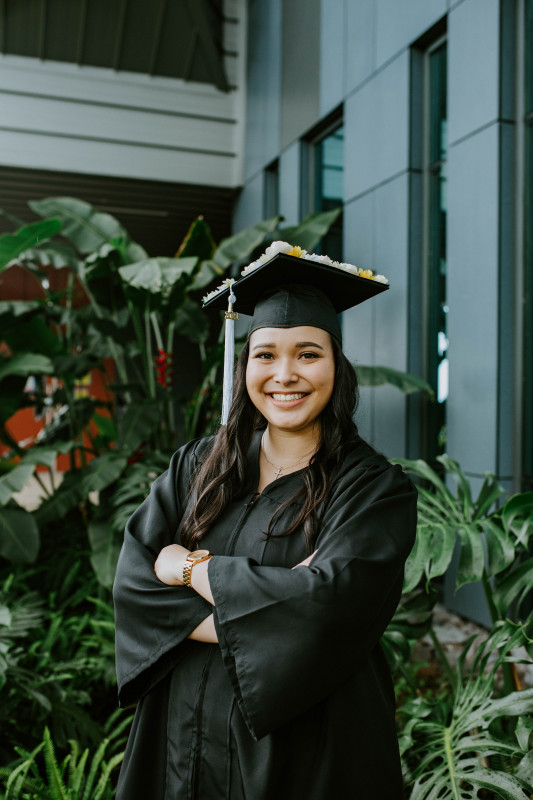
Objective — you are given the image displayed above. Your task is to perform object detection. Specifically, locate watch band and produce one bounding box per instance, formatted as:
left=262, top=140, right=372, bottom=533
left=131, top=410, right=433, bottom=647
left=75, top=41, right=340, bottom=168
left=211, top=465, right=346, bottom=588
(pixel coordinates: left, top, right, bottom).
left=183, top=550, right=212, bottom=587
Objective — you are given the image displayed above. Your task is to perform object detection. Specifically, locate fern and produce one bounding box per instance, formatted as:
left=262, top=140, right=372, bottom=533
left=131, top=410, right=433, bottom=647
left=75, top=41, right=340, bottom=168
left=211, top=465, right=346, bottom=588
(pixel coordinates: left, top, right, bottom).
left=0, top=724, right=126, bottom=800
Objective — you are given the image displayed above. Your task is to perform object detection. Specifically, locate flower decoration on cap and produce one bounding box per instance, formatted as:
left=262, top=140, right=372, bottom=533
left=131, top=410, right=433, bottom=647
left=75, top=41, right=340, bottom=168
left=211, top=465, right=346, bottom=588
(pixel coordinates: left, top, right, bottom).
left=202, top=243, right=388, bottom=305
left=241, top=241, right=389, bottom=284
left=202, top=277, right=236, bottom=305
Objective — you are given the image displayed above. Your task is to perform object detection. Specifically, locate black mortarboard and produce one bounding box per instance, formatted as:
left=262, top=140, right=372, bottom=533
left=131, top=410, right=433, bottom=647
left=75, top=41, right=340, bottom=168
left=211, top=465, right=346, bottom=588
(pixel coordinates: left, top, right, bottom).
left=202, top=246, right=389, bottom=424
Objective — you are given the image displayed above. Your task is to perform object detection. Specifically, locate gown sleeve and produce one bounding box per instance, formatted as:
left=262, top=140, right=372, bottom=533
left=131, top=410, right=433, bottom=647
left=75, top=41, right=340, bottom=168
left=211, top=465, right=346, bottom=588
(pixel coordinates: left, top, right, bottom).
left=207, top=458, right=417, bottom=740
left=113, top=441, right=213, bottom=707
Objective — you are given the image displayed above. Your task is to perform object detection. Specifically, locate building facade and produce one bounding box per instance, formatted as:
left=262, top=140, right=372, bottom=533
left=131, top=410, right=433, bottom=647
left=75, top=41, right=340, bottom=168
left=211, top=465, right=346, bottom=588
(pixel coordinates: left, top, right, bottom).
left=234, top=0, right=532, bottom=623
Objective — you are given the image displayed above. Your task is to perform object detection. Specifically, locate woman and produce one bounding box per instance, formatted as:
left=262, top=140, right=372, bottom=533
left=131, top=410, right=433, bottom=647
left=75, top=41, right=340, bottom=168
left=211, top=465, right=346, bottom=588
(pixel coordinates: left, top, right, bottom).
left=113, top=245, right=418, bottom=799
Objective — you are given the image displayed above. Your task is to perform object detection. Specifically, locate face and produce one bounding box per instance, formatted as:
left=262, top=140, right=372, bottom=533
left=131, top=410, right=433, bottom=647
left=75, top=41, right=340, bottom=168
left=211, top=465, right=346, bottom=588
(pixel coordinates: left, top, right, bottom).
left=246, top=326, right=335, bottom=434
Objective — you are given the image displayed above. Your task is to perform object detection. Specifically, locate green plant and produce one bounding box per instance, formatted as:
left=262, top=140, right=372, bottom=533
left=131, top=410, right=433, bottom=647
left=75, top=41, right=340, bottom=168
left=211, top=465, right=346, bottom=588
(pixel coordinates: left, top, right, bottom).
left=0, top=710, right=131, bottom=800
left=0, top=572, right=118, bottom=758
left=399, top=617, right=533, bottom=799
left=384, top=457, right=533, bottom=796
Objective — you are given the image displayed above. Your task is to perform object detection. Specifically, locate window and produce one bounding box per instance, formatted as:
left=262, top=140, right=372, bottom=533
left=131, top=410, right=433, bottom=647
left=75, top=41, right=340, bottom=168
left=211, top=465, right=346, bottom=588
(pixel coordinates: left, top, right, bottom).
left=523, top=0, right=533, bottom=488
left=309, top=122, right=344, bottom=261
left=425, top=40, right=448, bottom=458
left=411, top=35, right=448, bottom=464
left=264, top=160, right=279, bottom=219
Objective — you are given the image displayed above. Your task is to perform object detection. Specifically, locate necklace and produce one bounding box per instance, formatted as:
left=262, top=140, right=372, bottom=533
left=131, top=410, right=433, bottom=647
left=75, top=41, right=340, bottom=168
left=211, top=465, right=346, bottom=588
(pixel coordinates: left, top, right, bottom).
left=261, top=434, right=316, bottom=479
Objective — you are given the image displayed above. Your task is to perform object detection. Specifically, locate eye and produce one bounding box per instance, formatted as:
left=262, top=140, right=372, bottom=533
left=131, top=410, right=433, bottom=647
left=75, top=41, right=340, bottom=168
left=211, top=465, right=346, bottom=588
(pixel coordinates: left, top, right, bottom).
left=299, top=351, right=320, bottom=359
left=254, top=351, right=274, bottom=360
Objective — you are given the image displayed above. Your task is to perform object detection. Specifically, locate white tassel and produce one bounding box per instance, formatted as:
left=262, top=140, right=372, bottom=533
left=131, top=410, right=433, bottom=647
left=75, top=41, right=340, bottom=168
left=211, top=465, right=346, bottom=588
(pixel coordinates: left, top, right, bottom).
left=221, top=286, right=237, bottom=426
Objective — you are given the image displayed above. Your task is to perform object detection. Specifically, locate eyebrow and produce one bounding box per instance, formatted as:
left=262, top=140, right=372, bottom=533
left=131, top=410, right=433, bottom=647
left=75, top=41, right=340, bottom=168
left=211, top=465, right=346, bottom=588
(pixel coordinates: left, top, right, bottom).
left=251, top=341, right=324, bottom=351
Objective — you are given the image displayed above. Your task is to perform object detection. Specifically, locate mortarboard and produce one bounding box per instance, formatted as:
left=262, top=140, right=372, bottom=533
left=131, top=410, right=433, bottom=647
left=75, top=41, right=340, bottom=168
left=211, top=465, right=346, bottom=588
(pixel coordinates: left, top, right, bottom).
left=202, top=242, right=389, bottom=424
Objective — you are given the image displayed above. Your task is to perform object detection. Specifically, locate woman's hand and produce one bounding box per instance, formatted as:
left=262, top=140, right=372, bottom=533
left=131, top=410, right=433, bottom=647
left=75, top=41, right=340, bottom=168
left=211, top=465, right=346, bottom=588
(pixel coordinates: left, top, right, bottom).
left=292, top=550, right=318, bottom=569
left=154, top=544, right=190, bottom=585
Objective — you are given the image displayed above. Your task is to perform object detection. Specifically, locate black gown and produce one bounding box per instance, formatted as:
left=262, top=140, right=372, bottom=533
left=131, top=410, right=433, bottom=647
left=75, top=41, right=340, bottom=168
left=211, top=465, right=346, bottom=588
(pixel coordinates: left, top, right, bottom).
left=113, top=430, right=417, bottom=799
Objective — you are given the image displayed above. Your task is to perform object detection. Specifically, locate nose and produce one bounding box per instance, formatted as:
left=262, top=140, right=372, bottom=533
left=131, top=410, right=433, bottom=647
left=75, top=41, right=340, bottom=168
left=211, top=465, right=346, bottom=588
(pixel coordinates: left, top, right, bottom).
left=274, top=357, right=298, bottom=386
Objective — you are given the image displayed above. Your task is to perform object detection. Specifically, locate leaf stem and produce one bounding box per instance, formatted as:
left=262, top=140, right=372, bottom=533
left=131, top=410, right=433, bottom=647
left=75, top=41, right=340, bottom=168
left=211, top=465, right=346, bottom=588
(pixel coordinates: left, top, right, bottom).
left=429, top=627, right=456, bottom=690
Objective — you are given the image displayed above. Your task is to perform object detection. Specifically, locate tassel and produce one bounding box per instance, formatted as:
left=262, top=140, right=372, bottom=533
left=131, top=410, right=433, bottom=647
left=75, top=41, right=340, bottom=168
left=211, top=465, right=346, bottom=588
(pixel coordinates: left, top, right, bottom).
left=221, top=286, right=238, bottom=425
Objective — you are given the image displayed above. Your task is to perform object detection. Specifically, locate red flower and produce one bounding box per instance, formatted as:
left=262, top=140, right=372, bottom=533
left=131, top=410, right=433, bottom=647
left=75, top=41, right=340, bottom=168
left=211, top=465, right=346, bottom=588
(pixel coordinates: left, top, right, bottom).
left=154, top=349, right=172, bottom=388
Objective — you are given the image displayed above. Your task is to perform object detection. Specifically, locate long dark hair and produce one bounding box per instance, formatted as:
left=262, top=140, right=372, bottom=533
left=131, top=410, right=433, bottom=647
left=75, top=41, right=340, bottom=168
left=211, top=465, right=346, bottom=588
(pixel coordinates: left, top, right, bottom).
left=180, top=335, right=359, bottom=553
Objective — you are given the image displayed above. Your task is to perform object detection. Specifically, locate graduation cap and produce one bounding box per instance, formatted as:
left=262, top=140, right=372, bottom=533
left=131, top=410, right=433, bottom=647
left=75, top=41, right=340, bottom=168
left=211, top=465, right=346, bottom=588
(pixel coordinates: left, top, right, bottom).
left=202, top=243, right=389, bottom=424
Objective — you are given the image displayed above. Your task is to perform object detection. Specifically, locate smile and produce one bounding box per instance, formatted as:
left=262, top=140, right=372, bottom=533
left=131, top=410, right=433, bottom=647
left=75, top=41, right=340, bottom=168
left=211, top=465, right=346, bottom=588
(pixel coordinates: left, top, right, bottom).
left=270, top=393, right=308, bottom=401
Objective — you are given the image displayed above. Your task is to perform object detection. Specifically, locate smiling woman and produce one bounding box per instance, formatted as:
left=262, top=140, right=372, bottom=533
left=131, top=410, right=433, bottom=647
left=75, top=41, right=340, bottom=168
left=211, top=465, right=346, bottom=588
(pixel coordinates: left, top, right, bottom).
left=113, top=244, right=417, bottom=800
left=246, top=325, right=335, bottom=436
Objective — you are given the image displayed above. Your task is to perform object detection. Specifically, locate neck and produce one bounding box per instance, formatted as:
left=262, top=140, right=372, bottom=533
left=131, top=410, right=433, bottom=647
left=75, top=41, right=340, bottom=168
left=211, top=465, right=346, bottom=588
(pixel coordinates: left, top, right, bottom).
left=263, top=424, right=320, bottom=462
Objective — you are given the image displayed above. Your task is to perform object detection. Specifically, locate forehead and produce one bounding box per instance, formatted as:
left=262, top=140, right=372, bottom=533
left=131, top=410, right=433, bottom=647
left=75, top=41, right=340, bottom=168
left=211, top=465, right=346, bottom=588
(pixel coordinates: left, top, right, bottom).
left=248, top=326, right=333, bottom=349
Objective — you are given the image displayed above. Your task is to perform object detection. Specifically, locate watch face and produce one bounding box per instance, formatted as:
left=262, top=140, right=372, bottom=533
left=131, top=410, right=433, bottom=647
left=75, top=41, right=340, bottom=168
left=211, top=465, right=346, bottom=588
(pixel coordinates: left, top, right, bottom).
left=189, top=549, right=210, bottom=562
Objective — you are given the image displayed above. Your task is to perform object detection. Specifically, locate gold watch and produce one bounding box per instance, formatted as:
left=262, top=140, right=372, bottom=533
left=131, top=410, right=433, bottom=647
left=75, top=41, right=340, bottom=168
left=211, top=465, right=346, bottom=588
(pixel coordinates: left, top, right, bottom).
left=182, top=549, right=212, bottom=587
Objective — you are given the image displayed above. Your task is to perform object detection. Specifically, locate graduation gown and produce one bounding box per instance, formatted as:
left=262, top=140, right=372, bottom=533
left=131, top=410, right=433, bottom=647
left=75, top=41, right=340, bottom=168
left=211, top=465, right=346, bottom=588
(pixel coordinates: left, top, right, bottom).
left=113, top=431, right=417, bottom=799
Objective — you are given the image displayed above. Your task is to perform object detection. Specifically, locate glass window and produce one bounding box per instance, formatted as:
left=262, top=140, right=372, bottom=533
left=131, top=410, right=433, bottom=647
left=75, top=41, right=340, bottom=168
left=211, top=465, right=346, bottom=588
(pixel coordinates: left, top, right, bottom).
left=523, top=0, right=533, bottom=488
left=425, top=40, right=448, bottom=461
left=313, top=125, right=344, bottom=262
left=264, top=160, right=279, bottom=219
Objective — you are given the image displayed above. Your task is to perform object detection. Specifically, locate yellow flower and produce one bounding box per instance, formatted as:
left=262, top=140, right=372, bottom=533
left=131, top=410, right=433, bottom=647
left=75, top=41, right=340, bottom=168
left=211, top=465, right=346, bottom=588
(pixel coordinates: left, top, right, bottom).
left=358, top=268, right=376, bottom=281
left=289, top=245, right=303, bottom=258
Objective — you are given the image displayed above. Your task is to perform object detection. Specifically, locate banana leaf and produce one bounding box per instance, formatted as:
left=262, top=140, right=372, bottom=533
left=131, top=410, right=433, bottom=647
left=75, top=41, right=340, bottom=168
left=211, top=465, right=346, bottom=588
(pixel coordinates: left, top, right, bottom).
left=212, top=215, right=282, bottom=270
left=29, top=196, right=146, bottom=262
left=356, top=364, right=435, bottom=398
left=279, top=208, right=342, bottom=252
left=0, top=507, right=39, bottom=563
left=0, top=219, right=62, bottom=272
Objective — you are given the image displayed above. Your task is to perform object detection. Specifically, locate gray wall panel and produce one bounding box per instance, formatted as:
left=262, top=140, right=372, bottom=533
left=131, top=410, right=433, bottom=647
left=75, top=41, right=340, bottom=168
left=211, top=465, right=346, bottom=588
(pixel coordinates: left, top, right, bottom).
left=280, top=0, right=320, bottom=148
left=344, top=51, right=410, bottom=201
left=374, top=174, right=409, bottom=371
left=319, top=0, right=345, bottom=117
left=446, top=125, right=500, bottom=473
left=448, top=0, right=500, bottom=145
left=345, top=0, right=376, bottom=94
left=343, top=192, right=376, bottom=444
left=372, top=174, right=409, bottom=457
left=244, top=0, right=282, bottom=180
left=279, top=142, right=301, bottom=226
left=375, top=0, right=447, bottom=68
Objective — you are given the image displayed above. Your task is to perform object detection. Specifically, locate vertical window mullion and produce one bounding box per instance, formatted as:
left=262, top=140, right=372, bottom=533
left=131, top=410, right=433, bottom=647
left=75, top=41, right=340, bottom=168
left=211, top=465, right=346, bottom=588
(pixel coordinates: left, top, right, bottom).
left=424, top=39, right=448, bottom=461
left=523, top=0, right=533, bottom=488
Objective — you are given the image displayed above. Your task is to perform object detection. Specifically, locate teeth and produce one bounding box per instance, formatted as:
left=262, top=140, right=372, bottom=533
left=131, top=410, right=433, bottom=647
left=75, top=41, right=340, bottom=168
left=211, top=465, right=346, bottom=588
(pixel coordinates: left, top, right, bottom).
left=271, top=393, right=306, bottom=401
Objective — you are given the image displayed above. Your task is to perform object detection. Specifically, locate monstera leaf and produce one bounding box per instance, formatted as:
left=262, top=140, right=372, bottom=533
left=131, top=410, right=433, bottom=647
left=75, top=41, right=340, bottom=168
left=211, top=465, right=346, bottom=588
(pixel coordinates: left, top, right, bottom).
left=401, top=618, right=533, bottom=799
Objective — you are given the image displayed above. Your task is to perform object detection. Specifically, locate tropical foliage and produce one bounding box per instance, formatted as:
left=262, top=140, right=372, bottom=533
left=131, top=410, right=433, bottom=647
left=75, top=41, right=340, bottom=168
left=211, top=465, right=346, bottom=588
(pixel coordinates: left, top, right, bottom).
left=0, top=200, right=530, bottom=798
left=388, top=457, right=533, bottom=799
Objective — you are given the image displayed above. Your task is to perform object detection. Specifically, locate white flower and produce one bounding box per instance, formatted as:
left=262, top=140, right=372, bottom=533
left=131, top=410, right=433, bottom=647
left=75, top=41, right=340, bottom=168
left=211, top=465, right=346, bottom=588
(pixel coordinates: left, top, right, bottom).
left=374, top=274, right=389, bottom=284
left=337, top=262, right=359, bottom=275
left=264, top=241, right=293, bottom=259
left=241, top=259, right=262, bottom=276
left=306, top=253, right=334, bottom=266
left=202, top=278, right=235, bottom=304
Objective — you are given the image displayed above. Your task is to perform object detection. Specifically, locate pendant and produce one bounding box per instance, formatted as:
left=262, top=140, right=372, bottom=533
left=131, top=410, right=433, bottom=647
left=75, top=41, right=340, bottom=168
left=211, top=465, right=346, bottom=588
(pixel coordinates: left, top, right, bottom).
left=274, top=467, right=283, bottom=479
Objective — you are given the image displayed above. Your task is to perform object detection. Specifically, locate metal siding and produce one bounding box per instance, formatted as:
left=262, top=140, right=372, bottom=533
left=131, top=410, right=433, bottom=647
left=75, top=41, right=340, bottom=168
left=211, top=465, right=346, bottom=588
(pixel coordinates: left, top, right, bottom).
left=279, top=142, right=301, bottom=226
left=0, top=50, right=243, bottom=186
left=345, top=0, right=376, bottom=94
left=319, top=0, right=345, bottom=117
left=448, top=0, right=500, bottom=144
left=446, top=124, right=500, bottom=474
left=375, top=0, right=447, bottom=68
left=280, top=0, right=320, bottom=149
left=243, top=0, right=282, bottom=180
left=344, top=50, right=410, bottom=202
